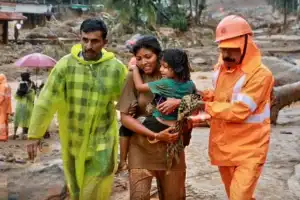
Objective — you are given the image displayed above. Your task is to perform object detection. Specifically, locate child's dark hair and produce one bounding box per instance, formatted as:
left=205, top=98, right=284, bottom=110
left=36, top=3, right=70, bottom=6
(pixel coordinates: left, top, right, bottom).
left=160, top=49, right=191, bottom=81
left=132, top=35, right=161, bottom=56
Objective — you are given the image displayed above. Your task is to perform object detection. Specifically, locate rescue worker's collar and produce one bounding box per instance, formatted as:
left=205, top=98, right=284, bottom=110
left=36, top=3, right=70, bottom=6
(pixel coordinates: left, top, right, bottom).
left=224, top=65, right=240, bottom=73
left=220, top=58, right=261, bottom=74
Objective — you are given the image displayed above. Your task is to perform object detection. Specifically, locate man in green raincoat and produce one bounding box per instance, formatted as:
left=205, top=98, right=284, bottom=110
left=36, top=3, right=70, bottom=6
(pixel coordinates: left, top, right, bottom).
left=26, top=18, right=128, bottom=200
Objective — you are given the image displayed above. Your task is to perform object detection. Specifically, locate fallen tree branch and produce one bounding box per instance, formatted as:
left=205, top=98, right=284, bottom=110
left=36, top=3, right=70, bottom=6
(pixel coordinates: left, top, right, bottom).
left=271, top=81, right=300, bottom=124
left=274, top=66, right=300, bottom=86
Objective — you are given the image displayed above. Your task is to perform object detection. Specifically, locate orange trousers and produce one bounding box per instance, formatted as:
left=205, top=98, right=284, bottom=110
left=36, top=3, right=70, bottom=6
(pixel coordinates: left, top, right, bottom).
left=218, top=163, right=264, bottom=200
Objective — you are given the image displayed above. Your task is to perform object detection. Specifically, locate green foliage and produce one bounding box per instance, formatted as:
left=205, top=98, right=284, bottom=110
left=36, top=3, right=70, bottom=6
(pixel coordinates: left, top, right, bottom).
left=104, top=0, right=157, bottom=26
left=89, top=4, right=105, bottom=12
left=169, top=12, right=188, bottom=31
left=104, top=0, right=190, bottom=32
left=156, top=3, right=188, bottom=31
left=267, top=0, right=298, bottom=13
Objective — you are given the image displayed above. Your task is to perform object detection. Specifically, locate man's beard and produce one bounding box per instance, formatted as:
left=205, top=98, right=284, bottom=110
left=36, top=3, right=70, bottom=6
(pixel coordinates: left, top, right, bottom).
left=83, top=50, right=102, bottom=61
left=223, top=57, right=236, bottom=62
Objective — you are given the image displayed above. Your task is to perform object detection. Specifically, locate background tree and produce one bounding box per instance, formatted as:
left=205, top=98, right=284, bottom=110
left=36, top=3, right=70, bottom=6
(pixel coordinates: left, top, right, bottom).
left=266, top=0, right=299, bottom=30
left=104, top=0, right=207, bottom=32
left=104, top=0, right=157, bottom=30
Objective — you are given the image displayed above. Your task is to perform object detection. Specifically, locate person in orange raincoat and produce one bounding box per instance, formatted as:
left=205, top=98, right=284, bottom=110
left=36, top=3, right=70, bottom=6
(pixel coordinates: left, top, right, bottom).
left=193, top=15, right=274, bottom=200
left=0, top=74, right=12, bottom=141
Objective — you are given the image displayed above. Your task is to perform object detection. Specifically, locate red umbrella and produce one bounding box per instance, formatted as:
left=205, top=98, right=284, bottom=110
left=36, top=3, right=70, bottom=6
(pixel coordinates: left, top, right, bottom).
left=14, top=53, right=57, bottom=69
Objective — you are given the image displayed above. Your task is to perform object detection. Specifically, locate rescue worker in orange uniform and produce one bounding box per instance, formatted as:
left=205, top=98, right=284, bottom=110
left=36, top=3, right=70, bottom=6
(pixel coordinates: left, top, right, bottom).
left=0, top=74, right=12, bottom=141
left=195, top=15, right=274, bottom=200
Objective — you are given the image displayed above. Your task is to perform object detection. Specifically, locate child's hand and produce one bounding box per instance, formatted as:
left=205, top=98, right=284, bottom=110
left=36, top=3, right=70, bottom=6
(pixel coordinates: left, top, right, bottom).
left=157, top=98, right=181, bottom=115
left=128, top=65, right=139, bottom=71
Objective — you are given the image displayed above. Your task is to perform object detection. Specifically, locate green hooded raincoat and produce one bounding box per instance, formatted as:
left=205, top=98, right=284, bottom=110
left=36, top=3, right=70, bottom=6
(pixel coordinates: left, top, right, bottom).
left=28, top=44, right=127, bottom=200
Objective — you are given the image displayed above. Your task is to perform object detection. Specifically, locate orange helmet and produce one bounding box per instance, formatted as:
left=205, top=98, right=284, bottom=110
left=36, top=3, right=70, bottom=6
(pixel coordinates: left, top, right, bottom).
left=215, top=15, right=252, bottom=42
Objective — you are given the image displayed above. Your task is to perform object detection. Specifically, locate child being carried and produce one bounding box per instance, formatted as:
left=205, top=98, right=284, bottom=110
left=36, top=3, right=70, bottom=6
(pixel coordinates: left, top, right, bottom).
left=130, top=48, right=196, bottom=142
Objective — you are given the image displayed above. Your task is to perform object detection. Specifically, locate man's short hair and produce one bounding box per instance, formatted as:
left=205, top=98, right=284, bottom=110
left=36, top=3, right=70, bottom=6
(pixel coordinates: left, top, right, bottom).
left=80, top=18, right=108, bottom=40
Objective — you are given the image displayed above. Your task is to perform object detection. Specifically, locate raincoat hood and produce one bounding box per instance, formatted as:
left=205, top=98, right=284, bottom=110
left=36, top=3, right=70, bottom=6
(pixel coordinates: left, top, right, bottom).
left=0, top=74, right=7, bottom=84
left=218, top=35, right=261, bottom=73
left=71, top=44, right=115, bottom=65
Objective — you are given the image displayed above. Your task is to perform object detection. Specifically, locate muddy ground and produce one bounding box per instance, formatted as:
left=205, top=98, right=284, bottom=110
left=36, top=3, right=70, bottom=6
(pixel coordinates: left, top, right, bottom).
left=0, top=72, right=299, bottom=200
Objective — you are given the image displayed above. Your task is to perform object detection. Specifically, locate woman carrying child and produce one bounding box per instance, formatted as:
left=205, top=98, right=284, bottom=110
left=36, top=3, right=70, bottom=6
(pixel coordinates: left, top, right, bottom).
left=118, top=35, right=195, bottom=200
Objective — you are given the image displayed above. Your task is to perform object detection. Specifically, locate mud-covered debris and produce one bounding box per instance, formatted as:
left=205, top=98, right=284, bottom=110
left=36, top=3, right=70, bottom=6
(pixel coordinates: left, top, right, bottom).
left=280, top=131, right=293, bottom=135
left=15, top=158, right=27, bottom=164
left=191, top=57, right=207, bottom=65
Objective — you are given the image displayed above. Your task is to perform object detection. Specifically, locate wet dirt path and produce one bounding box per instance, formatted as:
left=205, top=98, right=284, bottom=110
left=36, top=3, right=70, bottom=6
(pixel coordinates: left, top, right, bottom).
left=2, top=73, right=300, bottom=200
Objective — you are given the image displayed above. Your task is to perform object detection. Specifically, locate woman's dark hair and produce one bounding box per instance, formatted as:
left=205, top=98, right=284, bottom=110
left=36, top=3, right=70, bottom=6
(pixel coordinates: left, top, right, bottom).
left=132, top=35, right=162, bottom=56
left=16, top=82, right=29, bottom=97
left=17, top=72, right=35, bottom=97
left=160, top=48, right=191, bottom=82
left=80, top=18, right=108, bottom=40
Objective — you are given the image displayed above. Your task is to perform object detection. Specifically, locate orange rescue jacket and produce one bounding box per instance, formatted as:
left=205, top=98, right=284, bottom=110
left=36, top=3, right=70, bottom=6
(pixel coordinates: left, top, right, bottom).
left=204, top=36, right=274, bottom=166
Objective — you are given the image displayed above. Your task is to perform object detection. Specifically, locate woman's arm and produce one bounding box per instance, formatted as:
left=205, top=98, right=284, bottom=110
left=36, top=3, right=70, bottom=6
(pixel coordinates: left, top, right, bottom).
left=121, top=113, right=178, bottom=143
left=121, top=113, right=155, bottom=138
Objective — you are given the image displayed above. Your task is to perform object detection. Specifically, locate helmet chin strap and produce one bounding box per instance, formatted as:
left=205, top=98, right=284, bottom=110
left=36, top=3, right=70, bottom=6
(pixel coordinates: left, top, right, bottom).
left=239, top=34, right=248, bottom=65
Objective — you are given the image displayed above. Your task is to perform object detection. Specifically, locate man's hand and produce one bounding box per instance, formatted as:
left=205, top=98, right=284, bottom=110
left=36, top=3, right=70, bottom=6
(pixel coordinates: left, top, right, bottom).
left=188, top=112, right=211, bottom=128
left=199, top=89, right=214, bottom=102
left=27, top=139, right=42, bottom=161
left=156, top=127, right=179, bottom=143
left=157, top=98, right=181, bottom=115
